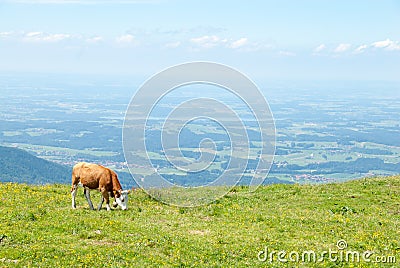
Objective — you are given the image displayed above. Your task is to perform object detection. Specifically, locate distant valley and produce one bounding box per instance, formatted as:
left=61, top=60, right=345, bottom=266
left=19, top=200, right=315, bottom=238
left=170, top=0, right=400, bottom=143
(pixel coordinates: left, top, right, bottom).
left=0, top=75, right=399, bottom=186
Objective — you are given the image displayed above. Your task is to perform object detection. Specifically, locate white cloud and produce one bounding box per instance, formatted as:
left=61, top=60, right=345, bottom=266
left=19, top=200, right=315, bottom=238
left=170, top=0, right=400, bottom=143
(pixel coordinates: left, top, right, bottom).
left=314, top=44, right=326, bottom=53
left=44, top=34, right=71, bottom=42
left=354, top=44, right=367, bottom=54
left=115, top=34, right=135, bottom=44
left=164, top=41, right=181, bottom=48
left=334, top=43, right=351, bottom=53
left=26, top=31, right=42, bottom=37
left=372, top=39, right=392, bottom=48
left=23, top=32, right=71, bottom=42
left=371, top=39, right=400, bottom=51
left=190, top=35, right=227, bottom=48
left=312, top=39, right=400, bottom=56
left=0, top=31, right=14, bottom=38
left=228, top=37, right=248, bottom=49
left=86, top=36, right=103, bottom=43
left=278, top=50, right=296, bottom=57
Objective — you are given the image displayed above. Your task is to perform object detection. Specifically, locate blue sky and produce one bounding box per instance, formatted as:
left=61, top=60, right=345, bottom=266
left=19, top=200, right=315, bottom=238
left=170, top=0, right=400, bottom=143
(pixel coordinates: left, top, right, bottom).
left=0, top=0, right=399, bottom=81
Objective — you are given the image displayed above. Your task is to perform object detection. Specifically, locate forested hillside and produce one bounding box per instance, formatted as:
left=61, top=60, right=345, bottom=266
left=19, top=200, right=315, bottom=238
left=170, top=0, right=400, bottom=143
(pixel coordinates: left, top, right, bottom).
left=0, top=146, right=70, bottom=184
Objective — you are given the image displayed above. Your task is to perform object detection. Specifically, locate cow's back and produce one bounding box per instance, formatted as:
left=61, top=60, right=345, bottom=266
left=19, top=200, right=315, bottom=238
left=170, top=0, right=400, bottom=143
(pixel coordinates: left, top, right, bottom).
left=72, top=162, right=113, bottom=191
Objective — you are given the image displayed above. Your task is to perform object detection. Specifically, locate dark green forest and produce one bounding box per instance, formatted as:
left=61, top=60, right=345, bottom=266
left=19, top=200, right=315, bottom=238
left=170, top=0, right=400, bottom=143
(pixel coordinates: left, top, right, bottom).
left=0, top=146, right=70, bottom=184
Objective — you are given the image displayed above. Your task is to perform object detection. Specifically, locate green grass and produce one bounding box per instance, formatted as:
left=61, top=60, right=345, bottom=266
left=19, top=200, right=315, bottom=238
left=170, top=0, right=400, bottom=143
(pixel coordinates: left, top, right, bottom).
left=0, top=176, right=399, bottom=267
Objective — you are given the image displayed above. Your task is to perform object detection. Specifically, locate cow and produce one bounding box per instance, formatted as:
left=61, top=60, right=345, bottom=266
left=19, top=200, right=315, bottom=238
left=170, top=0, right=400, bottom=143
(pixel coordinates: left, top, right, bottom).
left=71, top=162, right=130, bottom=211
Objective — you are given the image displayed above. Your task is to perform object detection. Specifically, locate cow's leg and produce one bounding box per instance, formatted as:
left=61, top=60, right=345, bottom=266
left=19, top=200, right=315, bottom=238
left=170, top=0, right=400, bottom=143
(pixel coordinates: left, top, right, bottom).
left=71, top=184, right=78, bottom=209
left=97, top=196, right=104, bottom=211
left=84, top=188, right=95, bottom=210
left=112, top=192, right=118, bottom=208
left=100, top=188, right=111, bottom=211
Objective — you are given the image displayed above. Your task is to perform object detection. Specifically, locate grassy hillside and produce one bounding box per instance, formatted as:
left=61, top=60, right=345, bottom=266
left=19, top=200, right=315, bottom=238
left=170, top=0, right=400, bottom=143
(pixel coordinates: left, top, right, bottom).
left=0, top=176, right=399, bottom=267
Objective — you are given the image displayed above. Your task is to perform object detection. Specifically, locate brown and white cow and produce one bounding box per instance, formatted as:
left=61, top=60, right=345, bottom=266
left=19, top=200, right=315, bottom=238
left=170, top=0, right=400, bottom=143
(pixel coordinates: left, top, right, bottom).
left=71, top=162, right=130, bottom=211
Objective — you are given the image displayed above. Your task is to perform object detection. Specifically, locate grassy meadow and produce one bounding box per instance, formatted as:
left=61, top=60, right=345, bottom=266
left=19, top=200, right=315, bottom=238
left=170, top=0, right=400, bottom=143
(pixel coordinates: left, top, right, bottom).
left=0, top=176, right=399, bottom=267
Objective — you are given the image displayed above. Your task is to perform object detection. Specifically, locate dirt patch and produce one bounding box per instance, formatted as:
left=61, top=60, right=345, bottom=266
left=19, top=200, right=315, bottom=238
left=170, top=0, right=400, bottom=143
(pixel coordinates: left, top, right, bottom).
left=0, top=258, right=19, bottom=264
left=87, top=240, right=119, bottom=246
left=188, top=230, right=210, bottom=236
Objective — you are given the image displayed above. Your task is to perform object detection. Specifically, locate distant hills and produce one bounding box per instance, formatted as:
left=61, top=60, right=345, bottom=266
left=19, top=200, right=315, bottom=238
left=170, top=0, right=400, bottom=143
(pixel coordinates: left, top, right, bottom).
left=0, top=146, right=70, bottom=184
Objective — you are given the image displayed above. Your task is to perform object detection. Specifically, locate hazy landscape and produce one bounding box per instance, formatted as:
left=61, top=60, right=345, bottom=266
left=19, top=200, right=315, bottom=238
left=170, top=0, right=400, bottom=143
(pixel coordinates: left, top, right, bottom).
left=1, top=1, right=400, bottom=266
left=1, top=74, right=399, bottom=187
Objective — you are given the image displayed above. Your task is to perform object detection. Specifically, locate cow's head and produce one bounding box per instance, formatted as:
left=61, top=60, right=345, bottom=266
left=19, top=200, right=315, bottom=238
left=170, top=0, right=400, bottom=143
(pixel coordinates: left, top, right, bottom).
left=113, top=190, right=130, bottom=210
